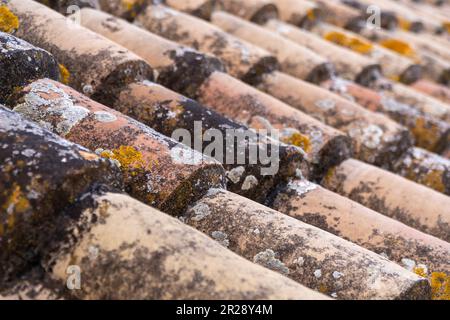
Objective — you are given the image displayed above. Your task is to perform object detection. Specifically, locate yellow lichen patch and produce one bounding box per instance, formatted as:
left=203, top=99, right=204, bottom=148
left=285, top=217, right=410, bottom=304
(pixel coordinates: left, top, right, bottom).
left=306, top=8, right=316, bottom=21
left=2, top=184, right=30, bottom=215
left=322, top=166, right=337, bottom=186
left=422, top=170, right=445, bottom=194
left=389, top=75, right=401, bottom=82
left=411, top=117, right=440, bottom=150
left=282, top=132, right=312, bottom=153
left=324, top=31, right=373, bottom=54
left=58, top=64, right=71, bottom=85
left=430, top=272, right=450, bottom=300
left=413, top=267, right=427, bottom=278
left=0, top=5, right=19, bottom=33
left=444, top=22, right=450, bottom=34
left=100, top=146, right=148, bottom=173
left=398, top=17, right=412, bottom=31
left=122, top=0, right=144, bottom=16
left=1, top=184, right=31, bottom=233
left=318, top=284, right=328, bottom=294
left=379, top=38, right=416, bottom=59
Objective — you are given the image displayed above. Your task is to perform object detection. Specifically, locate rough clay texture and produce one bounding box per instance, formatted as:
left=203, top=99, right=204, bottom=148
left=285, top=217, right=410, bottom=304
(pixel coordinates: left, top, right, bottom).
left=257, top=71, right=414, bottom=169
left=0, top=106, right=122, bottom=283
left=183, top=189, right=431, bottom=300
left=112, top=81, right=304, bottom=203
left=0, top=31, right=59, bottom=102
left=211, top=11, right=335, bottom=84
left=77, top=8, right=226, bottom=99
left=197, top=71, right=353, bottom=180
left=322, top=78, right=450, bottom=154
left=135, top=4, right=279, bottom=84
left=322, top=159, right=450, bottom=243
left=6, top=0, right=154, bottom=105
left=10, top=78, right=226, bottom=215
left=393, top=147, right=450, bottom=196
left=43, top=191, right=327, bottom=300
left=272, top=178, right=450, bottom=275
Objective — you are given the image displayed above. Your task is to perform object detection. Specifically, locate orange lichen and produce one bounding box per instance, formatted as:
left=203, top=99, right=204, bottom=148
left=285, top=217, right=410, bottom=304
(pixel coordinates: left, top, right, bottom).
left=318, top=284, right=328, bottom=294
left=58, top=64, right=71, bottom=85
left=1, top=184, right=31, bottom=233
left=282, top=132, right=312, bottom=153
left=422, top=170, right=445, bottom=194
left=430, top=272, right=450, bottom=300
left=2, top=184, right=30, bottom=215
left=398, top=17, right=412, bottom=31
left=411, top=117, right=440, bottom=150
left=122, top=0, right=145, bottom=17
left=100, top=146, right=147, bottom=172
left=0, top=5, right=19, bottom=33
left=413, top=267, right=427, bottom=278
left=379, top=38, right=416, bottom=59
left=444, top=22, right=450, bottom=34
left=306, top=8, right=316, bottom=21
left=324, top=31, right=373, bottom=54
left=322, top=166, right=337, bottom=186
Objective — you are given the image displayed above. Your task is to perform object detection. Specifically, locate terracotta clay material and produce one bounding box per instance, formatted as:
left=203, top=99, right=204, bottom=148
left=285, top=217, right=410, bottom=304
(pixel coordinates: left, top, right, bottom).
left=358, top=27, right=450, bottom=85
left=10, top=78, right=225, bottom=215
left=257, top=71, right=414, bottom=169
left=135, top=4, right=279, bottom=84
left=214, top=0, right=279, bottom=24
left=341, top=0, right=398, bottom=30
left=0, top=268, right=65, bottom=300
left=183, top=189, right=431, bottom=300
left=393, top=147, right=450, bottom=196
left=314, top=0, right=365, bottom=30
left=265, top=20, right=385, bottom=84
left=97, top=0, right=151, bottom=20
left=0, top=32, right=59, bottom=102
left=368, top=79, right=450, bottom=124
left=393, top=30, right=450, bottom=63
left=349, top=0, right=440, bottom=33
left=111, top=81, right=305, bottom=203
left=5, top=0, right=154, bottom=105
left=272, top=0, right=321, bottom=28
left=305, top=22, right=423, bottom=84
left=165, top=0, right=216, bottom=20
left=36, top=0, right=99, bottom=15
left=322, top=158, right=450, bottom=243
left=211, top=11, right=335, bottom=84
left=197, top=71, right=353, bottom=179
left=411, top=79, right=450, bottom=105
left=43, top=191, right=327, bottom=300
left=77, top=8, right=225, bottom=99
left=271, top=178, right=450, bottom=275
left=0, top=106, right=122, bottom=283
left=321, top=78, right=450, bottom=154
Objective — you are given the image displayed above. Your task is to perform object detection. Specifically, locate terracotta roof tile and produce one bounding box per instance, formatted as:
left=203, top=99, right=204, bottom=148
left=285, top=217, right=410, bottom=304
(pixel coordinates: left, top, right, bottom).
left=323, top=158, right=450, bottom=242
left=1, top=0, right=450, bottom=300
left=183, top=188, right=430, bottom=300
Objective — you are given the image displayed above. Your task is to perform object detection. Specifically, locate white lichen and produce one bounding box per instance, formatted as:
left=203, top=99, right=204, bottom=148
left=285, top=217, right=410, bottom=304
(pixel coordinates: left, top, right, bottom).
left=94, top=111, right=117, bottom=123
left=287, top=179, right=318, bottom=196
left=211, top=231, right=230, bottom=248
left=241, top=175, right=258, bottom=191
left=314, top=269, right=322, bottom=278
left=253, top=249, right=289, bottom=275
left=226, top=166, right=245, bottom=184
left=170, top=145, right=204, bottom=165
left=190, top=203, right=211, bottom=222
